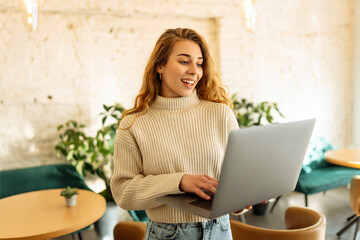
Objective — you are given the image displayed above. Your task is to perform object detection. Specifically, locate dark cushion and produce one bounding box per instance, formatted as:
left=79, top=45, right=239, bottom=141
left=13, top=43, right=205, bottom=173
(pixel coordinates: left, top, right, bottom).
left=0, top=164, right=91, bottom=199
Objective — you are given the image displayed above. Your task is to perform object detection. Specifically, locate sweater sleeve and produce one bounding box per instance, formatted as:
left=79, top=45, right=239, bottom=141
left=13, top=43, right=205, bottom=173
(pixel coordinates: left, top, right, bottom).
left=226, top=105, right=239, bottom=132
left=110, top=117, right=185, bottom=210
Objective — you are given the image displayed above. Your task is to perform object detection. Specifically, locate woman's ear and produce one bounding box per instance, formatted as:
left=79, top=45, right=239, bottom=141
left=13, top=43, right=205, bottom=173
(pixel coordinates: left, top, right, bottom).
left=157, top=66, right=163, bottom=74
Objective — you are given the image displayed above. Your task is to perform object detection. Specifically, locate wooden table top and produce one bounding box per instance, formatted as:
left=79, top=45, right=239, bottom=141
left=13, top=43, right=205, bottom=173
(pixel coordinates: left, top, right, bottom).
left=325, top=148, right=360, bottom=169
left=0, top=189, right=106, bottom=240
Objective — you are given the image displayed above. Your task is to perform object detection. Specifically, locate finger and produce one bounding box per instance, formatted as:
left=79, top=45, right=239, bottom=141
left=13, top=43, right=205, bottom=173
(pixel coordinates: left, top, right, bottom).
left=195, top=189, right=211, bottom=200
left=207, top=179, right=218, bottom=188
left=201, top=176, right=218, bottom=189
left=246, top=205, right=253, bottom=210
left=234, top=208, right=249, bottom=214
left=197, top=183, right=217, bottom=194
left=262, top=200, right=268, bottom=204
left=203, top=175, right=218, bottom=182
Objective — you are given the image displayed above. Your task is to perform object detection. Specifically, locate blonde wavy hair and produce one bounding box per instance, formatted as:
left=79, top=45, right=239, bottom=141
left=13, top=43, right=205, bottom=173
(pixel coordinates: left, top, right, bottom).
left=121, top=28, right=232, bottom=128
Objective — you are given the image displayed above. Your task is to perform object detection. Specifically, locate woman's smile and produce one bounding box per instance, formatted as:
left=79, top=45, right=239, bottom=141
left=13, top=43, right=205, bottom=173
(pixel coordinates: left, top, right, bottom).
left=181, top=78, right=196, bottom=88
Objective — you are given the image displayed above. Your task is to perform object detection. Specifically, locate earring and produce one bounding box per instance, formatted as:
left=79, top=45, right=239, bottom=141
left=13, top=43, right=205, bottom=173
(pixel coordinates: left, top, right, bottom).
left=159, top=73, right=162, bottom=81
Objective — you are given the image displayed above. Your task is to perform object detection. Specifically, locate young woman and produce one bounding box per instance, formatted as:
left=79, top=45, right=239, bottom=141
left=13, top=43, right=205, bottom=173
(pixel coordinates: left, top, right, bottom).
left=110, top=28, right=248, bottom=240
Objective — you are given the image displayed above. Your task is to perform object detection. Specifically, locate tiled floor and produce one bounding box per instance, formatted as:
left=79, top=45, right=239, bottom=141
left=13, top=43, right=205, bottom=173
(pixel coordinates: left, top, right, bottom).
left=53, top=186, right=355, bottom=240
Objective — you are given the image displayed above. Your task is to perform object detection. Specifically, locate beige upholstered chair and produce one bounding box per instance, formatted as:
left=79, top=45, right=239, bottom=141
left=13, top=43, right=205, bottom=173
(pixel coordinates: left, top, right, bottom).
left=230, top=206, right=326, bottom=240
left=113, top=221, right=147, bottom=240
left=337, top=175, right=360, bottom=240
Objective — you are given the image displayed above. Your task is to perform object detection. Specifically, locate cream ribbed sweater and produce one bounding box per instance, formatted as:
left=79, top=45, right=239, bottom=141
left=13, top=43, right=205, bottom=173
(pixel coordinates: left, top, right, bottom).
left=110, top=91, right=239, bottom=223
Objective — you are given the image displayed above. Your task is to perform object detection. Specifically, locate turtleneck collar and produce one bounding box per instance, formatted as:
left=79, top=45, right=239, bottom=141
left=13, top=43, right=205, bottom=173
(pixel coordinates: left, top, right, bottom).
left=151, top=90, right=200, bottom=110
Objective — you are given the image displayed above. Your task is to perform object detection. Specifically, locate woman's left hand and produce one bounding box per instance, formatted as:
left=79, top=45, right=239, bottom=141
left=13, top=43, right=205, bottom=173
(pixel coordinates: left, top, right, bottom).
left=233, top=200, right=268, bottom=215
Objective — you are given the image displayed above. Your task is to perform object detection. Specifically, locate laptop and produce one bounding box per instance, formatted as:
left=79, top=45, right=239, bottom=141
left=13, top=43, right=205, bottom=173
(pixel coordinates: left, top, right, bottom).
left=157, top=119, right=316, bottom=219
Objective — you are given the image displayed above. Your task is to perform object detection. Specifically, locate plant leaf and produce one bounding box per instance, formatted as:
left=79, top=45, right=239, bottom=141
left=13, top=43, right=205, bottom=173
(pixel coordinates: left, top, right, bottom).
left=103, top=104, right=111, bottom=112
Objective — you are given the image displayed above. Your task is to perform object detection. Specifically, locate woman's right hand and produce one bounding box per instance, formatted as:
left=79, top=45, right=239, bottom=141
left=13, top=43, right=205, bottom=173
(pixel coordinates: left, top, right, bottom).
left=179, top=174, right=218, bottom=200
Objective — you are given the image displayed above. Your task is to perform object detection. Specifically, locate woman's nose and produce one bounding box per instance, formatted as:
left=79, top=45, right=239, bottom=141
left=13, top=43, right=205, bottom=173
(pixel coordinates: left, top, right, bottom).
left=187, top=62, right=198, bottom=75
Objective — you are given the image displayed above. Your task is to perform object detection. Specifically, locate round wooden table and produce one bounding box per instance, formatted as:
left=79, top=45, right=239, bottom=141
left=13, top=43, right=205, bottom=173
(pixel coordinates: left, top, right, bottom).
left=0, top=189, right=106, bottom=240
left=325, top=148, right=360, bottom=168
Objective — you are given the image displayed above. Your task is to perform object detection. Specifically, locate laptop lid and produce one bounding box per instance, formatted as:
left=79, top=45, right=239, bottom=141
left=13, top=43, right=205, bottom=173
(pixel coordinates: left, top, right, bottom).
left=209, top=118, right=316, bottom=218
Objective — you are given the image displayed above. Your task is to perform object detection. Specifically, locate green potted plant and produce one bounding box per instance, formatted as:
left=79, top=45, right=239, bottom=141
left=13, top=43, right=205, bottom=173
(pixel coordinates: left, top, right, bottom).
left=231, top=94, right=285, bottom=215
left=60, top=186, right=79, bottom=207
left=55, top=103, right=125, bottom=201
left=232, top=94, right=284, bottom=128
left=56, top=103, right=126, bottom=239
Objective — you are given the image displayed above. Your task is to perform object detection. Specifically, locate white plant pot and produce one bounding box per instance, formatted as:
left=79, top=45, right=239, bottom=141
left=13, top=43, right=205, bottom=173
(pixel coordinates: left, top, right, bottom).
left=65, top=195, right=77, bottom=207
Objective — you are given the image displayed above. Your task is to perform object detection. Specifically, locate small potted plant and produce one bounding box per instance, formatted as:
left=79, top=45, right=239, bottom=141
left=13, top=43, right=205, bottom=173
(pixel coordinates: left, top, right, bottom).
left=60, top=186, right=79, bottom=207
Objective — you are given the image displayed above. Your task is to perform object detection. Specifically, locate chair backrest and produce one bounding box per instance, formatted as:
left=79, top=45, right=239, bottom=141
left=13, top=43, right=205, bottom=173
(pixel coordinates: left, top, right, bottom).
left=230, top=207, right=326, bottom=240
left=301, top=137, right=335, bottom=174
left=113, top=221, right=147, bottom=240
left=350, top=175, right=360, bottom=215
left=0, top=164, right=91, bottom=199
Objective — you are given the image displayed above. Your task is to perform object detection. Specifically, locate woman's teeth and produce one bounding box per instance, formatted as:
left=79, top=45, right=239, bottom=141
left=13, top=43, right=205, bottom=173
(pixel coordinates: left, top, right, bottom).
left=181, top=79, right=195, bottom=85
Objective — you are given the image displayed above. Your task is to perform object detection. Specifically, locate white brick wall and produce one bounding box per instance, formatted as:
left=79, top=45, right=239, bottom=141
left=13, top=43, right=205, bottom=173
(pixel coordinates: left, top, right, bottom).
left=0, top=0, right=354, bottom=171
left=219, top=0, right=353, bottom=149
left=354, top=0, right=360, bottom=146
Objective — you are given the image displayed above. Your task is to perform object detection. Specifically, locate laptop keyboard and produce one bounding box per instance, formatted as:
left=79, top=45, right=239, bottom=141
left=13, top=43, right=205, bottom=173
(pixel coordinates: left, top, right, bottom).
left=189, top=198, right=213, bottom=210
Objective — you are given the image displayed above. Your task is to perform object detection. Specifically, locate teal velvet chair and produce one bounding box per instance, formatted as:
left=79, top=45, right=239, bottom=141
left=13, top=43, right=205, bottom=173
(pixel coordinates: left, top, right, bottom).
left=270, top=137, right=360, bottom=212
left=128, top=210, right=149, bottom=223
left=0, top=164, right=93, bottom=240
left=0, top=164, right=92, bottom=198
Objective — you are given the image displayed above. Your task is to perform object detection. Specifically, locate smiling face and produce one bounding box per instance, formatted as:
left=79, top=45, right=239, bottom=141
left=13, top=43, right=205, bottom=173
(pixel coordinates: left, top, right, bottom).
left=157, top=40, right=203, bottom=98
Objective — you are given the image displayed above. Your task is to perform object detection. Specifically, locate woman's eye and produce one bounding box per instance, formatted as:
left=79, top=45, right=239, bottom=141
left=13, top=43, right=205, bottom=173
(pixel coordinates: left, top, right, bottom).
left=180, top=61, right=189, bottom=64
left=197, top=63, right=203, bottom=67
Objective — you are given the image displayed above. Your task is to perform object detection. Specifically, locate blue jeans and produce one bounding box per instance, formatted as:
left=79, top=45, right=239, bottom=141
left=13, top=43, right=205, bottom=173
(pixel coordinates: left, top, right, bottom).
left=144, top=215, right=232, bottom=240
